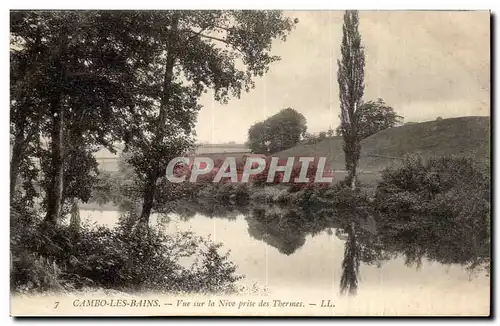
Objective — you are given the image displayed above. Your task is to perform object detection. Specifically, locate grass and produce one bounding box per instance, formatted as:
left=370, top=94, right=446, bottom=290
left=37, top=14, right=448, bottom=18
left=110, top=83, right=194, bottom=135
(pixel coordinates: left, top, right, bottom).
left=276, top=116, right=490, bottom=185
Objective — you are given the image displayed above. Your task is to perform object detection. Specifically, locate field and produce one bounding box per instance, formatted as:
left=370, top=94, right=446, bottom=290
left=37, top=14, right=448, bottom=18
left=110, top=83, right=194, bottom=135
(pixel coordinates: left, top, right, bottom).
left=275, top=116, right=490, bottom=185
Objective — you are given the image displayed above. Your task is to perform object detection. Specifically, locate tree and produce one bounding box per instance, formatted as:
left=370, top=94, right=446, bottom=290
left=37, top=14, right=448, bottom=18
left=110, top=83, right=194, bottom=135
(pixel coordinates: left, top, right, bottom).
left=112, top=11, right=298, bottom=226
left=300, top=132, right=315, bottom=145
left=337, top=10, right=365, bottom=190
left=247, top=107, right=307, bottom=154
left=10, top=11, right=141, bottom=224
left=356, top=98, right=402, bottom=138
left=335, top=98, right=402, bottom=139
left=10, top=11, right=298, bottom=228
left=247, top=121, right=271, bottom=154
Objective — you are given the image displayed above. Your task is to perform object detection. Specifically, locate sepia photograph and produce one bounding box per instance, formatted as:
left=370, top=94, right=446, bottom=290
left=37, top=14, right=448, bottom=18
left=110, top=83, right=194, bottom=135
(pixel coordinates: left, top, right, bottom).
left=9, top=9, right=491, bottom=317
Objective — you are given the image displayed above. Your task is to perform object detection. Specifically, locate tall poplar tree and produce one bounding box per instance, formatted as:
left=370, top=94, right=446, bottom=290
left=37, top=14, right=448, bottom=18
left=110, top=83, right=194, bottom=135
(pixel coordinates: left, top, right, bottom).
left=337, top=10, right=365, bottom=190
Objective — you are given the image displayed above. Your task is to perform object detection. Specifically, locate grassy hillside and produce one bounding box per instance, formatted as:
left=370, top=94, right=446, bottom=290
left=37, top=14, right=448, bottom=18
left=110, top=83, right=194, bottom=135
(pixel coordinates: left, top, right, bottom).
left=277, top=116, right=490, bottom=172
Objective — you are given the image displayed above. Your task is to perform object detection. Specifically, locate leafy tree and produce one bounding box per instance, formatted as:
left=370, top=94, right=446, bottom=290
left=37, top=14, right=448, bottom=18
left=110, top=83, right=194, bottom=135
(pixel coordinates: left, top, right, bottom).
left=247, top=121, right=271, bottom=154
left=356, top=98, right=402, bottom=136
left=337, top=10, right=365, bottom=190
left=266, top=108, right=307, bottom=152
left=335, top=98, right=403, bottom=139
left=11, top=11, right=297, bottom=227
left=301, top=132, right=318, bottom=145
left=10, top=11, right=142, bottom=224
left=10, top=11, right=52, bottom=203
left=247, top=107, right=307, bottom=154
left=107, top=11, right=298, bottom=226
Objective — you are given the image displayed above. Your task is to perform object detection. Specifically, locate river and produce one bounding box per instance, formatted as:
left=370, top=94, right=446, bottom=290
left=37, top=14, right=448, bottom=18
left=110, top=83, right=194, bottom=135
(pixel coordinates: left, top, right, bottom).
left=79, top=205, right=490, bottom=316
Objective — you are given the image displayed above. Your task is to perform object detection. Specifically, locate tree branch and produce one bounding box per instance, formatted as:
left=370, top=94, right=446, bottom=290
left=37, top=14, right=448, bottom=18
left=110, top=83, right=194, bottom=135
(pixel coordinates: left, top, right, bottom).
left=186, top=26, right=209, bottom=42
left=196, top=33, right=245, bottom=55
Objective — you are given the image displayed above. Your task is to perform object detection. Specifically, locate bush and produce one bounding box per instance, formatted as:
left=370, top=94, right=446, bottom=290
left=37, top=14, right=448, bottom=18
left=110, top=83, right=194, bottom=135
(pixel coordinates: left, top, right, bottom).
left=374, top=154, right=490, bottom=268
left=11, top=252, right=66, bottom=293
left=251, top=158, right=331, bottom=189
left=11, top=208, right=244, bottom=294
left=249, top=185, right=289, bottom=203
left=174, top=242, right=243, bottom=294
left=197, top=183, right=249, bottom=202
left=375, top=155, right=489, bottom=216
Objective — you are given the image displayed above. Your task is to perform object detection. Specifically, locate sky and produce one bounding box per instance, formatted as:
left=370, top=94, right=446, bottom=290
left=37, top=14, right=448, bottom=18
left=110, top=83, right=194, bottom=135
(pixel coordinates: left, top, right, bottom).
left=194, top=10, right=490, bottom=144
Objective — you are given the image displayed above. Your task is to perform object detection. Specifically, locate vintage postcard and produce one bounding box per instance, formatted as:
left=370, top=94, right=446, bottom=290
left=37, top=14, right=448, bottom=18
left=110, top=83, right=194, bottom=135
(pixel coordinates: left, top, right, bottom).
left=10, top=10, right=490, bottom=317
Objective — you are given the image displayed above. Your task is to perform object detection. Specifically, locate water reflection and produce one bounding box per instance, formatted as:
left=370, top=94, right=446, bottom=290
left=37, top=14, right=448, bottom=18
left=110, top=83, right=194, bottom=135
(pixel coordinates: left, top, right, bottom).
left=246, top=206, right=307, bottom=255
left=340, top=223, right=359, bottom=295
left=160, top=198, right=490, bottom=296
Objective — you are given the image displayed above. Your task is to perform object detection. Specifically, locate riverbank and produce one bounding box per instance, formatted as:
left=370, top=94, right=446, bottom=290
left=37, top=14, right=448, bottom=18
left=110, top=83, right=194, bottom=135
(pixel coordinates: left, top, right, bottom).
left=12, top=154, right=490, bottom=298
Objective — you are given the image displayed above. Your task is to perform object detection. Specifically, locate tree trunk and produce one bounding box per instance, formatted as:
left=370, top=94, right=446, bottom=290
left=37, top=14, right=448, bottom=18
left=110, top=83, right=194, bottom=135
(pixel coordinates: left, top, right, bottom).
left=349, top=102, right=359, bottom=191
left=139, top=12, right=180, bottom=225
left=44, top=95, right=64, bottom=225
left=43, top=26, right=70, bottom=225
left=139, top=174, right=157, bottom=225
left=10, top=130, right=25, bottom=200
left=350, top=166, right=357, bottom=191
left=69, top=199, right=81, bottom=241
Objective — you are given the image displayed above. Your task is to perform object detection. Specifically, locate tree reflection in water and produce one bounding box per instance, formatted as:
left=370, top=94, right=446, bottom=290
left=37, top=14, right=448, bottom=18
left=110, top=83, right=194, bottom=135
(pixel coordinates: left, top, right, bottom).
left=163, top=195, right=489, bottom=296
left=339, top=222, right=360, bottom=295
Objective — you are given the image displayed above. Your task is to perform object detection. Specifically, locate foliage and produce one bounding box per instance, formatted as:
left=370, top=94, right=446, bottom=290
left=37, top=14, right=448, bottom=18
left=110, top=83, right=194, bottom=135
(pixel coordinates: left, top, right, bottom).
left=247, top=108, right=307, bottom=154
left=90, top=171, right=121, bottom=206
left=108, top=11, right=299, bottom=224
left=301, top=132, right=327, bottom=145
left=374, top=155, right=490, bottom=269
left=158, top=170, right=490, bottom=296
left=11, top=207, right=243, bottom=294
left=11, top=252, right=66, bottom=293
left=249, top=185, right=290, bottom=203
left=197, top=183, right=250, bottom=203
left=10, top=10, right=298, bottom=226
left=88, top=153, right=145, bottom=222
left=336, top=98, right=403, bottom=139
left=10, top=10, right=491, bottom=300
left=177, top=242, right=243, bottom=294
left=337, top=10, right=365, bottom=188
left=10, top=11, right=142, bottom=224
left=272, top=116, right=489, bottom=183
left=250, top=157, right=330, bottom=189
